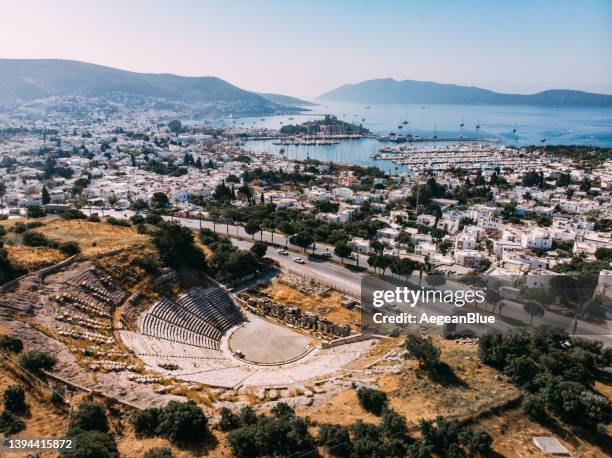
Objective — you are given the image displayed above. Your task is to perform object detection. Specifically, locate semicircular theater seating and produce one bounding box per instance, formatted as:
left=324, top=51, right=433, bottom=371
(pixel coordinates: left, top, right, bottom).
left=121, top=287, right=375, bottom=388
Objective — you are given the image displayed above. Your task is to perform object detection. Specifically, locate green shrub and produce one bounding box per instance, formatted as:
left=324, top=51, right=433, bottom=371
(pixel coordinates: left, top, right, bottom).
left=318, top=424, right=352, bottom=458
left=18, top=350, right=56, bottom=373
left=62, top=209, right=87, bottom=220
left=69, top=401, right=109, bottom=434
left=132, top=401, right=208, bottom=445
left=3, top=384, right=26, bottom=413
left=0, top=409, right=26, bottom=435
left=12, top=222, right=28, bottom=234
left=521, top=394, right=547, bottom=421
left=143, top=447, right=173, bottom=458
left=404, top=334, right=441, bottom=368
left=381, top=408, right=408, bottom=438
left=238, top=405, right=257, bottom=426
left=459, top=426, right=493, bottom=456
left=226, top=406, right=315, bottom=458
left=0, top=335, right=23, bottom=353
left=51, top=391, right=65, bottom=406
left=145, top=213, right=163, bottom=225
left=132, top=256, right=160, bottom=275
left=356, top=387, right=387, bottom=415
left=155, top=401, right=208, bottom=444
left=218, top=407, right=240, bottom=431
left=131, top=407, right=160, bottom=436
left=106, top=217, right=130, bottom=227
left=62, top=430, right=118, bottom=458
left=59, top=241, right=81, bottom=256
left=130, top=214, right=145, bottom=225
left=22, top=230, right=50, bottom=247
left=26, top=205, right=46, bottom=218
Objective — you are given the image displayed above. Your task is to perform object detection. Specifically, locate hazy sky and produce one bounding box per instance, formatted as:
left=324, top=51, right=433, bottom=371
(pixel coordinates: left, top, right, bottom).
left=1, top=0, right=611, bottom=97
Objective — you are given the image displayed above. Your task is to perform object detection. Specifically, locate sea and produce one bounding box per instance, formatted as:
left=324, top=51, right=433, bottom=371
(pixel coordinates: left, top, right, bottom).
left=196, top=100, right=612, bottom=171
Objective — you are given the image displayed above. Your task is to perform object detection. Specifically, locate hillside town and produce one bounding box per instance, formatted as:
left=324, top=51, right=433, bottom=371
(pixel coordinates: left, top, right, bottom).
left=1, top=105, right=611, bottom=287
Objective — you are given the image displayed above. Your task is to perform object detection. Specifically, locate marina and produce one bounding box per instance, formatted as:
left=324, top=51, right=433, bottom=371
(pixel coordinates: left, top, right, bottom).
left=370, top=143, right=542, bottom=172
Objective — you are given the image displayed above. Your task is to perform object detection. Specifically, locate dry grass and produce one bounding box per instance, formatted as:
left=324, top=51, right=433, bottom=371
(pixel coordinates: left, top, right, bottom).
left=0, top=366, right=69, bottom=457
left=344, top=337, right=399, bottom=370
left=1, top=216, right=148, bottom=257
left=306, top=337, right=519, bottom=428
left=595, top=380, right=612, bottom=402
left=115, top=426, right=232, bottom=458
left=262, top=280, right=360, bottom=326
left=383, top=337, right=519, bottom=424
left=301, top=388, right=382, bottom=427
left=35, top=217, right=147, bottom=256
left=478, top=408, right=609, bottom=457
left=5, top=245, right=65, bottom=269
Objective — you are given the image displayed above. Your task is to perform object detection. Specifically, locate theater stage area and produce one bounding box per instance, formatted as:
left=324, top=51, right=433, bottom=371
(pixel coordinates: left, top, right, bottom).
left=228, top=312, right=316, bottom=364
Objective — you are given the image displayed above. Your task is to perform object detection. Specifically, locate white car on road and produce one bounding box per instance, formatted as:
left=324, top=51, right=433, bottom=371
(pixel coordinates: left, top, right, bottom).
left=277, top=249, right=289, bottom=255
left=293, top=257, right=305, bottom=264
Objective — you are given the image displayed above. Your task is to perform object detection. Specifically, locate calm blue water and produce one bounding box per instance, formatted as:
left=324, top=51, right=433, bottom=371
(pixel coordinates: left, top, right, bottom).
left=199, top=100, right=612, bottom=170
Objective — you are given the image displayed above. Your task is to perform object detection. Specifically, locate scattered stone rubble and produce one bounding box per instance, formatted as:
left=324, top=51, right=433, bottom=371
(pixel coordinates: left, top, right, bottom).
left=278, top=273, right=330, bottom=296
left=239, top=294, right=351, bottom=338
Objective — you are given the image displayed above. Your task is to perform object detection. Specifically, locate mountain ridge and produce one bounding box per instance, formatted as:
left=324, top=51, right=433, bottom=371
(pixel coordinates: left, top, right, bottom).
left=319, top=78, right=612, bottom=107
left=256, top=92, right=315, bottom=106
left=0, top=59, right=307, bottom=116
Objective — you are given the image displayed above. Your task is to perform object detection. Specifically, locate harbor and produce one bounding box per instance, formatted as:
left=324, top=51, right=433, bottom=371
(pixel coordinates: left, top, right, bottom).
left=370, top=143, right=539, bottom=172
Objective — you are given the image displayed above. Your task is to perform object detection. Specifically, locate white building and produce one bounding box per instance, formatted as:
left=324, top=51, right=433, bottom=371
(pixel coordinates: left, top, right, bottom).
left=455, top=234, right=476, bottom=251
left=454, top=250, right=482, bottom=269
left=521, top=228, right=553, bottom=251
left=350, top=237, right=370, bottom=254
left=377, top=227, right=400, bottom=242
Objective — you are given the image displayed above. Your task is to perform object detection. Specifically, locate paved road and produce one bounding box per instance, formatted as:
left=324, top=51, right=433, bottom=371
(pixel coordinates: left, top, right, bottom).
left=104, top=209, right=366, bottom=297
left=100, top=209, right=610, bottom=344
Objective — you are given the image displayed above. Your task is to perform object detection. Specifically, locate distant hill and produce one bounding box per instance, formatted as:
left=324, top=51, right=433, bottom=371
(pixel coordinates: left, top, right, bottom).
left=257, top=92, right=315, bottom=107
left=0, top=59, right=301, bottom=115
left=319, top=78, right=612, bottom=107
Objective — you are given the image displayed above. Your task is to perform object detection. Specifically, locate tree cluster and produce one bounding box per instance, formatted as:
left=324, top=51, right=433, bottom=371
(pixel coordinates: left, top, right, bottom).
left=131, top=400, right=209, bottom=445
left=152, top=221, right=205, bottom=270
left=199, top=229, right=259, bottom=280
left=63, top=401, right=118, bottom=458
left=479, top=331, right=611, bottom=430
left=225, top=403, right=316, bottom=458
